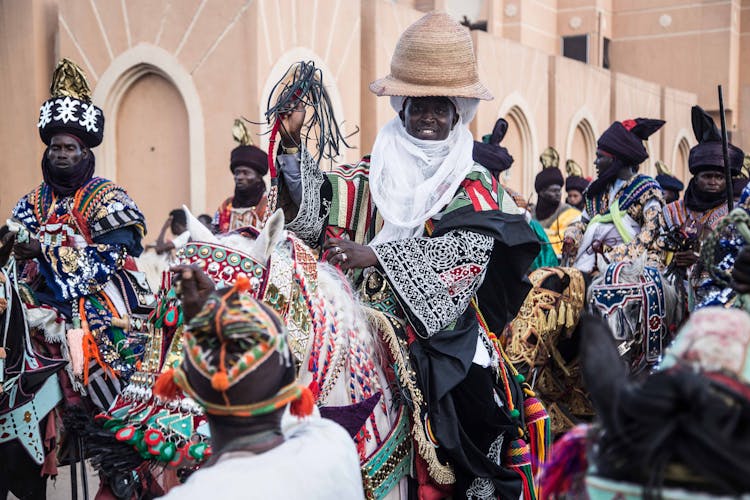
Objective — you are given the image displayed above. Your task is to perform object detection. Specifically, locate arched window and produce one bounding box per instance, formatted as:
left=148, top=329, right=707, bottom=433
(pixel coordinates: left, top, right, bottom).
left=92, top=46, right=206, bottom=217
left=674, top=137, right=690, bottom=183
left=502, top=105, right=534, bottom=196
left=569, top=119, right=596, bottom=177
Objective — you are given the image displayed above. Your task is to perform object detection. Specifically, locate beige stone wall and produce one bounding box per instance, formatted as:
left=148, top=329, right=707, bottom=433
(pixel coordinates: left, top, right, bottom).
left=2, top=0, right=737, bottom=237
left=610, top=1, right=739, bottom=119
left=739, top=0, right=750, bottom=148
left=548, top=54, right=611, bottom=178
left=0, top=0, right=57, bottom=220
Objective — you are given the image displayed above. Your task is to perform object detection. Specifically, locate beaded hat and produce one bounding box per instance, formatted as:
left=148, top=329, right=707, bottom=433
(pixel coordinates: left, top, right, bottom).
left=156, top=275, right=313, bottom=418
left=37, top=59, right=104, bottom=148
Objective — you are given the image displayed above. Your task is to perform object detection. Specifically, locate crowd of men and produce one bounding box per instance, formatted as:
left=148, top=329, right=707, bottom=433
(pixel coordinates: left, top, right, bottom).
left=3, top=10, right=750, bottom=500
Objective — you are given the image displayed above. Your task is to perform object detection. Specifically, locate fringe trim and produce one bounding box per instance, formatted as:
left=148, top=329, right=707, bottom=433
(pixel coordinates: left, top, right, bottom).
left=366, top=308, right=456, bottom=485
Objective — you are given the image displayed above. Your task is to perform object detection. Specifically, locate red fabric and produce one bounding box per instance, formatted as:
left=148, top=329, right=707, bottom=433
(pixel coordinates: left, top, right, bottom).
left=415, top=453, right=453, bottom=500
left=621, top=119, right=637, bottom=131
left=123, top=256, right=138, bottom=271
left=460, top=178, right=499, bottom=211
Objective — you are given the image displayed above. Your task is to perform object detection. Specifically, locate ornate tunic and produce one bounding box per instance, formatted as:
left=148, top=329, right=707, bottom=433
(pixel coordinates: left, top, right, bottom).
left=696, top=186, right=750, bottom=309
left=662, top=199, right=729, bottom=306
left=11, top=177, right=149, bottom=405
left=565, top=174, right=666, bottom=272
left=213, top=194, right=268, bottom=233
left=279, top=148, right=541, bottom=499
left=663, top=199, right=728, bottom=233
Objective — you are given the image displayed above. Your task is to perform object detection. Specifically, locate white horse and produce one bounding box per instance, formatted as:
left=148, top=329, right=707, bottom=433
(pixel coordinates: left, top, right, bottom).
left=182, top=208, right=408, bottom=500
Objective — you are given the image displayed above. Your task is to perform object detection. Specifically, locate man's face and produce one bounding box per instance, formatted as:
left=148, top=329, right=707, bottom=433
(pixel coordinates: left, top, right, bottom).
left=539, top=184, right=562, bottom=205
left=594, top=150, right=614, bottom=177
left=47, top=134, right=87, bottom=169
left=664, top=189, right=679, bottom=204
left=566, top=190, right=583, bottom=207
left=233, top=165, right=262, bottom=190
left=696, top=171, right=725, bottom=194
left=171, top=221, right=187, bottom=235
left=400, top=97, right=459, bottom=141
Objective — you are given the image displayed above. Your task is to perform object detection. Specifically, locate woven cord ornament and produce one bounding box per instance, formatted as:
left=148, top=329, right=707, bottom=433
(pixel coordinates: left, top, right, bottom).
left=262, top=61, right=353, bottom=225
left=701, top=207, right=750, bottom=311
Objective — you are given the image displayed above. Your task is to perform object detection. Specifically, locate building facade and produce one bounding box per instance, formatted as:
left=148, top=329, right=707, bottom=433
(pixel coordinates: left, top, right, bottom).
left=0, top=0, right=747, bottom=237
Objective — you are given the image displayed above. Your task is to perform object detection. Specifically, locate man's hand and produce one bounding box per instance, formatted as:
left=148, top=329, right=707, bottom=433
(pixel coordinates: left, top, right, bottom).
left=14, top=237, right=42, bottom=261
left=278, top=101, right=306, bottom=148
left=672, top=250, right=700, bottom=269
left=170, top=265, right=216, bottom=321
left=732, top=246, right=750, bottom=294
left=561, top=237, right=575, bottom=258
left=323, top=237, right=378, bottom=272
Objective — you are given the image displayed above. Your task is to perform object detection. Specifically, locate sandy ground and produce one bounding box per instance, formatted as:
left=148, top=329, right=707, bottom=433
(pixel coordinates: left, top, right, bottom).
left=8, top=463, right=100, bottom=500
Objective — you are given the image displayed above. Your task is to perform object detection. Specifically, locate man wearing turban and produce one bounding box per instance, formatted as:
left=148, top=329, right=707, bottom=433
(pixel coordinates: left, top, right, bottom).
left=213, top=121, right=269, bottom=233
left=562, top=118, right=667, bottom=273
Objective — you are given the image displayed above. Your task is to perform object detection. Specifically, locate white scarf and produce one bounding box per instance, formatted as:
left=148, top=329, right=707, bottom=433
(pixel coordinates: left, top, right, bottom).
left=368, top=97, right=479, bottom=245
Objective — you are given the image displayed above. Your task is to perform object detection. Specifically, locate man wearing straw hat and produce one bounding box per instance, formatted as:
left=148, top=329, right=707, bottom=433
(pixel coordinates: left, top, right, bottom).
left=274, top=12, right=543, bottom=500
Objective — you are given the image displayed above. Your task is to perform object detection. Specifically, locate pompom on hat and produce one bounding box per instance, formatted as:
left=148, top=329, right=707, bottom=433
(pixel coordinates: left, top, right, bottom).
left=369, top=12, right=493, bottom=100
left=37, top=59, right=104, bottom=148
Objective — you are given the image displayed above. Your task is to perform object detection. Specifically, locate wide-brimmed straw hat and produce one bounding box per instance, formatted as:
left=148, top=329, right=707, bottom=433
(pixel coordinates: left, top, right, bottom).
left=369, top=12, right=493, bottom=100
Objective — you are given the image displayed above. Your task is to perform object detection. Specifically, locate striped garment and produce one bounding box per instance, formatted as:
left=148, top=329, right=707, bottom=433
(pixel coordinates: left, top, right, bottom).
left=663, top=199, right=728, bottom=232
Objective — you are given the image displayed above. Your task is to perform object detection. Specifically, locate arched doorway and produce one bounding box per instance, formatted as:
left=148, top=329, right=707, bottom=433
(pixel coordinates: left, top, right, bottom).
left=116, top=73, right=190, bottom=239
left=502, top=105, right=534, bottom=197
left=569, top=119, right=596, bottom=177
left=673, top=137, right=690, bottom=184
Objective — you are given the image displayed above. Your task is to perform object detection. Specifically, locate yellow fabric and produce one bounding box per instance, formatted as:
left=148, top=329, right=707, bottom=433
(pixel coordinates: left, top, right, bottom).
left=544, top=206, right=581, bottom=255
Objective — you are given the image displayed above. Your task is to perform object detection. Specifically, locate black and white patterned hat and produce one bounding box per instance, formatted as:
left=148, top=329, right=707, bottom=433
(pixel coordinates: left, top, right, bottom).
left=37, top=59, right=104, bottom=148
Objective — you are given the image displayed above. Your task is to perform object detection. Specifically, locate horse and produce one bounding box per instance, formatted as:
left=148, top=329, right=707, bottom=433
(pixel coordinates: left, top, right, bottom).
left=587, top=255, right=681, bottom=376
left=504, top=257, right=680, bottom=435
left=0, top=262, right=66, bottom=500
left=95, top=209, right=410, bottom=500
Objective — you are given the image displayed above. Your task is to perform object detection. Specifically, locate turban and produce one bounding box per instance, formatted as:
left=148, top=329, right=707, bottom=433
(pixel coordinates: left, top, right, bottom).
left=688, top=105, right=744, bottom=175
left=230, top=145, right=269, bottom=176
left=472, top=118, right=514, bottom=174
left=597, top=118, right=664, bottom=166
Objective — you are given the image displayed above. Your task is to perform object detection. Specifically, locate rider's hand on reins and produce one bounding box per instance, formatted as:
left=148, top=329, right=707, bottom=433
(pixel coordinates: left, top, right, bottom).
left=323, top=237, right=378, bottom=272
left=13, top=237, right=41, bottom=261
left=170, top=264, right=216, bottom=321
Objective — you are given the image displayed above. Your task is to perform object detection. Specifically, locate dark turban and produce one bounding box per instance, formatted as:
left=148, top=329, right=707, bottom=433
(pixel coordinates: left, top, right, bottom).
left=597, top=118, right=664, bottom=166
left=655, top=174, right=684, bottom=192
left=688, top=105, right=744, bottom=175
left=565, top=176, right=589, bottom=193
left=230, top=145, right=269, bottom=176
left=473, top=118, right=514, bottom=175
left=535, top=167, right=564, bottom=193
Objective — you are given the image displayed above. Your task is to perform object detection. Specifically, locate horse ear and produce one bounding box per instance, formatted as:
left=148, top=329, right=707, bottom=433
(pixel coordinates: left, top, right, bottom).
left=183, top=205, right=218, bottom=244
left=254, top=210, right=286, bottom=261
